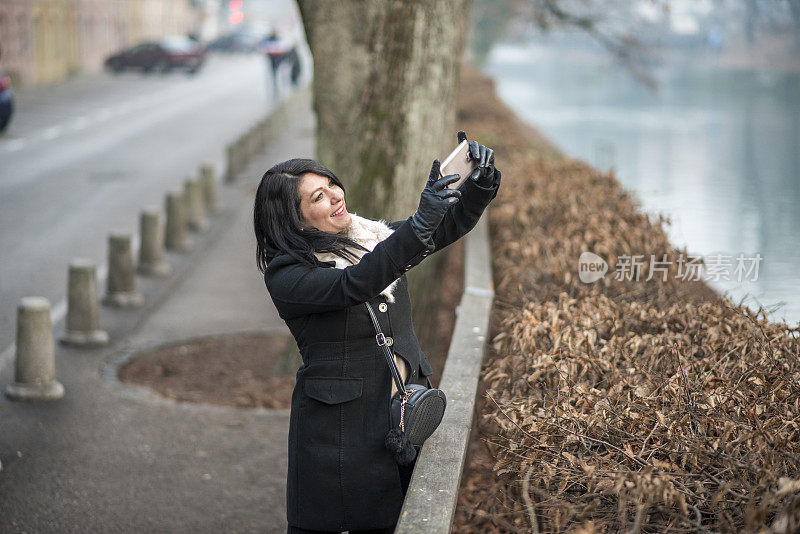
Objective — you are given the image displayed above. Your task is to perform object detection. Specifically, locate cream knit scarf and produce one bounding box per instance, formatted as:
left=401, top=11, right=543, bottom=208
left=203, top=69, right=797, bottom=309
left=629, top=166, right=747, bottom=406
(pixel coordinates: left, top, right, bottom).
left=312, top=213, right=400, bottom=303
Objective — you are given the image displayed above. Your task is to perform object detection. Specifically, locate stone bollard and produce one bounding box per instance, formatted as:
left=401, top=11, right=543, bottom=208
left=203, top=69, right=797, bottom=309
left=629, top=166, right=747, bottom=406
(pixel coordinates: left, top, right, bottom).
left=138, top=208, right=172, bottom=277
left=225, top=144, right=237, bottom=182
left=254, top=122, right=265, bottom=153
left=60, top=259, right=109, bottom=347
left=250, top=128, right=260, bottom=156
left=5, top=297, right=65, bottom=401
left=247, top=129, right=259, bottom=160
left=184, top=178, right=209, bottom=232
left=164, top=191, right=192, bottom=252
left=239, top=133, right=251, bottom=164
left=236, top=133, right=248, bottom=162
left=199, top=163, right=218, bottom=214
left=103, top=233, right=144, bottom=307
left=259, top=117, right=271, bottom=150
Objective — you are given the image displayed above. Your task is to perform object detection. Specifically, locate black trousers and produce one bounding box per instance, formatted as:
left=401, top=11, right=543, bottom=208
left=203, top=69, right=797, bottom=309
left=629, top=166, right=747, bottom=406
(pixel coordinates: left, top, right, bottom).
left=287, top=460, right=415, bottom=534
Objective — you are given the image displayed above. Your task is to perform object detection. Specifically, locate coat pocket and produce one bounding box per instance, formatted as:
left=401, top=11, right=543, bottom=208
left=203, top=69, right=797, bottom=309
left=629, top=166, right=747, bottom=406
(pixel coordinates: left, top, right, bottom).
left=304, top=376, right=363, bottom=405
left=299, top=377, right=365, bottom=448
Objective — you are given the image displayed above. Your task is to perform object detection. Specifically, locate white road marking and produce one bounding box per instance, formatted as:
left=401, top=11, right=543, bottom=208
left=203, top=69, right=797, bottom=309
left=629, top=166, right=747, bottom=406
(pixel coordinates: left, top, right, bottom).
left=41, top=126, right=63, bottom=140
left=3, top=139, right=27, bottom=152
left=51, top=299, right=67, bottom=325
left=95, top=108, right=113, bottom=120
left=0, top=237, right=135, bottom=376
left=69, top=116, right=91, bottom=130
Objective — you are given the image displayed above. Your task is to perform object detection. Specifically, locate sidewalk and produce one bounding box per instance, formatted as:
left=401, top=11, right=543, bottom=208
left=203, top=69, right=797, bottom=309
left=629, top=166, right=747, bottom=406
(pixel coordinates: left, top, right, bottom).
left=0, top=91, right=314, bottom=533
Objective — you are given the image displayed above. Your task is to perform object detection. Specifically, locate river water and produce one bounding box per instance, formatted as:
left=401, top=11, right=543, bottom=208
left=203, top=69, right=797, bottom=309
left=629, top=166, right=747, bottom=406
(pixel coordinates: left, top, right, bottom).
left=483, top=41, right=800, bottom=327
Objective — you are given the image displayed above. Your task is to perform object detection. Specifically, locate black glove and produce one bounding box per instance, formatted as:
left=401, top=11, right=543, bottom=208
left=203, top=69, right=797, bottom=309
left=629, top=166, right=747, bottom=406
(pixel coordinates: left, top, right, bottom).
left=457, top=130, right=496, bottom=188
left=409, top=159, right=462, bottom=247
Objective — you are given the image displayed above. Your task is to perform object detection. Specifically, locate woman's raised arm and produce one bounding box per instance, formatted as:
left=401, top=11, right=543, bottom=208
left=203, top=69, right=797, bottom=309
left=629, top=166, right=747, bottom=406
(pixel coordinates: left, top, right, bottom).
left=264, top=219, right=429, bottom=319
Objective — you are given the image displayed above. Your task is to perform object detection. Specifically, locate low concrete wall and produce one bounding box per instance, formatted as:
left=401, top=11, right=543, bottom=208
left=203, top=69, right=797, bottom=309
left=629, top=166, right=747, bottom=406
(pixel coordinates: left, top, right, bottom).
left=224, top=85, right=310, bottom=183
left=395, top=215, right=494, bottom=532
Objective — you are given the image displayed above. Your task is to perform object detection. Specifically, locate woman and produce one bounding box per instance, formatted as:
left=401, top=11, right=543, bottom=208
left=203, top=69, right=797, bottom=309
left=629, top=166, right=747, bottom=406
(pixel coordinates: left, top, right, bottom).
left=254, top=133, right=500, bottom=533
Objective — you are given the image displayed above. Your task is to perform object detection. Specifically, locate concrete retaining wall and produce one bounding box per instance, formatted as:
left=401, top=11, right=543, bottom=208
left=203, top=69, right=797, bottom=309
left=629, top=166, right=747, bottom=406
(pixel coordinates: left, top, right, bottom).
left=395, top=214, right=494, bottom=532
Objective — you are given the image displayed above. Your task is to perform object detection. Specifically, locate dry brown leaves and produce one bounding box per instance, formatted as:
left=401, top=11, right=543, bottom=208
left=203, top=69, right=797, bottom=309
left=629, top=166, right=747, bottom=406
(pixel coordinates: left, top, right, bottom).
left=452, top=65, right=800, bottom=533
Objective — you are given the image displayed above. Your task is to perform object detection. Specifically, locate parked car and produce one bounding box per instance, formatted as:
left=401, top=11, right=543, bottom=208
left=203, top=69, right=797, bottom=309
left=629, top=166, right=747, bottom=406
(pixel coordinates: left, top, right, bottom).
left=104, top=37, right=206, bottom=75
left=0, top=66, right=12, bottom=133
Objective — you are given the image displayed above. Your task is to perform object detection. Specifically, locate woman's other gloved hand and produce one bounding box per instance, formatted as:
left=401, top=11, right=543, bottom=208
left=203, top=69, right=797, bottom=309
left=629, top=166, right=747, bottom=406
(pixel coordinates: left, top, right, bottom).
left=457, top=130, right=498, bottom=188
left=409, top=159, right=462, bottom=247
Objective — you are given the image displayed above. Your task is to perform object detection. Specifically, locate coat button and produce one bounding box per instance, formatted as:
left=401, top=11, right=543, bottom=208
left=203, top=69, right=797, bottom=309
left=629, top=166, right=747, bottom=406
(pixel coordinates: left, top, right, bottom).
left=421, top=250, right=430, bottom=258
left=378, top=302, right=388, bottom=312
left=385, top=336, right=393, bottom=346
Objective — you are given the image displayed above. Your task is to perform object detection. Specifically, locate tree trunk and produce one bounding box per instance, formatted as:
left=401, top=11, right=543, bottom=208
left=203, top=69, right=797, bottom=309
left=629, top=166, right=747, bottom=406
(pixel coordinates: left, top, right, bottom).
left=297, top=0, right=471, bottom=360
left=745, top=0, right=758, bottom=44
left=296, top=0, right=470, bottom=221
left=788, top=0, right=800, bottom=50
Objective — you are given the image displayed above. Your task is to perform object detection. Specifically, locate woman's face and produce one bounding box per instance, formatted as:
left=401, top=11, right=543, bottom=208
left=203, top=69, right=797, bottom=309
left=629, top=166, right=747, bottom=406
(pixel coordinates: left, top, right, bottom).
left=298, top=173, right=352, bottom=233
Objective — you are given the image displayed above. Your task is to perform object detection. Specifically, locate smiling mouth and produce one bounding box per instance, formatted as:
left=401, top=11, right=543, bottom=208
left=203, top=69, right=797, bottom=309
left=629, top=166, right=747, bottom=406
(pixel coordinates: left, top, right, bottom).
left=331, top=204, right=346, bottom=217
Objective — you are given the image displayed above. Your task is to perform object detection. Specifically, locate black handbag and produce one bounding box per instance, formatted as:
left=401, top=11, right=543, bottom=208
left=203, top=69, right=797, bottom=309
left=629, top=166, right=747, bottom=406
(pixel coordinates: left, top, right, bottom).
left=365, top=302, right=446, bottom=465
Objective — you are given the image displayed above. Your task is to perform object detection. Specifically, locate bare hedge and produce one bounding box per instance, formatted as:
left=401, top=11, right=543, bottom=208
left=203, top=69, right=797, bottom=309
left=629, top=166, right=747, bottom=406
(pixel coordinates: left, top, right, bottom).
left=453, top=66, right=800, bottom=533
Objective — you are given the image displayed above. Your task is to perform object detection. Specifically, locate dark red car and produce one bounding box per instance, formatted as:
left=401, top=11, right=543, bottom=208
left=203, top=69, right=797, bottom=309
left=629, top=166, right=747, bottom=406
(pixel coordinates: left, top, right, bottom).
left=0, top=66, right=12, bottom=132
left=0, top=44, right=12, bottom=132
left=105, top=37, right=206, bottom=75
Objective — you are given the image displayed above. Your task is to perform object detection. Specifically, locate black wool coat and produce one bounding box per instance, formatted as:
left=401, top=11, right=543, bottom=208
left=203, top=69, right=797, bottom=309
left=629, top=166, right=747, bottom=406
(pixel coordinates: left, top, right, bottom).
left=263, top=176, right=499, bottom=532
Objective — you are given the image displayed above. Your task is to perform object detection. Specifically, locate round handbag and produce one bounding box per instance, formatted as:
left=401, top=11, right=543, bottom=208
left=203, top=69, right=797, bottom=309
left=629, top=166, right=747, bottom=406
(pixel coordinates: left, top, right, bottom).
left=391, top=383, right=447, bottom=446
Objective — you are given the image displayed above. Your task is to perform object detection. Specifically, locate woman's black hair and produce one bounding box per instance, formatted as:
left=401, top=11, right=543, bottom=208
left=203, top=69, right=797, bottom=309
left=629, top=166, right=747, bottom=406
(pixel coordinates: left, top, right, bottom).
left=254, top=158, right=369, bottom=272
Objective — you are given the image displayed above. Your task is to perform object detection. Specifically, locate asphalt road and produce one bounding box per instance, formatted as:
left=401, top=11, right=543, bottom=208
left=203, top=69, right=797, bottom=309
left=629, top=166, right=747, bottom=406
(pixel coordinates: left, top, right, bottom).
left=0, top=54, right=276, bottom=358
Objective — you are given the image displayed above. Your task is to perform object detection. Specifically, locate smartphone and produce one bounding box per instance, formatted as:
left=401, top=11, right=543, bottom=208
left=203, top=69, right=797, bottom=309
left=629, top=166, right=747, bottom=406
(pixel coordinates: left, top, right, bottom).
left=439, top=139, right=477, bottom=190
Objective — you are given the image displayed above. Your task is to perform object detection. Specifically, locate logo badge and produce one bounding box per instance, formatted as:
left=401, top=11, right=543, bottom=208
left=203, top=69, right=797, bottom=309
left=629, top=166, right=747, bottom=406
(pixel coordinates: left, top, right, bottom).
left=578, top=252, right=608, bottom=283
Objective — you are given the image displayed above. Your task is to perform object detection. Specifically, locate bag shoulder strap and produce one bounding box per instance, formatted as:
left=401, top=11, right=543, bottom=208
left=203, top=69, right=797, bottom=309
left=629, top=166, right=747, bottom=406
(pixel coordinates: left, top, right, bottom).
left=364, top=301, right=407, bottom=396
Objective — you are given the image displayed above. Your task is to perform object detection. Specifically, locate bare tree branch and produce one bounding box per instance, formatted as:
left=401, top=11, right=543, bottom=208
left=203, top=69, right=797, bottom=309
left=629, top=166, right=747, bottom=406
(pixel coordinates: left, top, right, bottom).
left=537, top=0, right=659, bottom=90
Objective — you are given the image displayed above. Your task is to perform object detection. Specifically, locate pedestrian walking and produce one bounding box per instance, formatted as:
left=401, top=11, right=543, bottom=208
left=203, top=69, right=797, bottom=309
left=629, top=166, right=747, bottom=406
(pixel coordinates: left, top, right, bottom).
left=260, top=31, right=301, bottom=98
left=253, top=133, right=500, bottom=533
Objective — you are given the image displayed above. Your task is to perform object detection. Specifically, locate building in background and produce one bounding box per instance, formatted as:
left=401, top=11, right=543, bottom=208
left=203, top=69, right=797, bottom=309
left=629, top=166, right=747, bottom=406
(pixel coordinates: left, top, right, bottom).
left=0, top=0, right=220, bottom=87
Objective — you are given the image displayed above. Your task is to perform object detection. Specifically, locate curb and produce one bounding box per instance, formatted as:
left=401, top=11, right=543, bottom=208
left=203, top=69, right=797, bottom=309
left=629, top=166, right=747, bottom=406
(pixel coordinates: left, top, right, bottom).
left=396, top=215, right=495, bottom=532
left=101, top=330, right=292, bottom=417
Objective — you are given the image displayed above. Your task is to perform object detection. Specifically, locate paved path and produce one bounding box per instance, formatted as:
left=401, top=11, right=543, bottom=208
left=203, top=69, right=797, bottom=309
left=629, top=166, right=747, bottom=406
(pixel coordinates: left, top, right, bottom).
left=0, top=89, right=314, bottom=533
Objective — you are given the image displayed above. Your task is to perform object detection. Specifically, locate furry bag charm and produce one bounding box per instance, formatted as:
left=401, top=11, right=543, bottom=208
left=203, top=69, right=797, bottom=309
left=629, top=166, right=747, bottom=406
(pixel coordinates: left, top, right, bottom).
left=384, top=426, right=417, bottom=465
